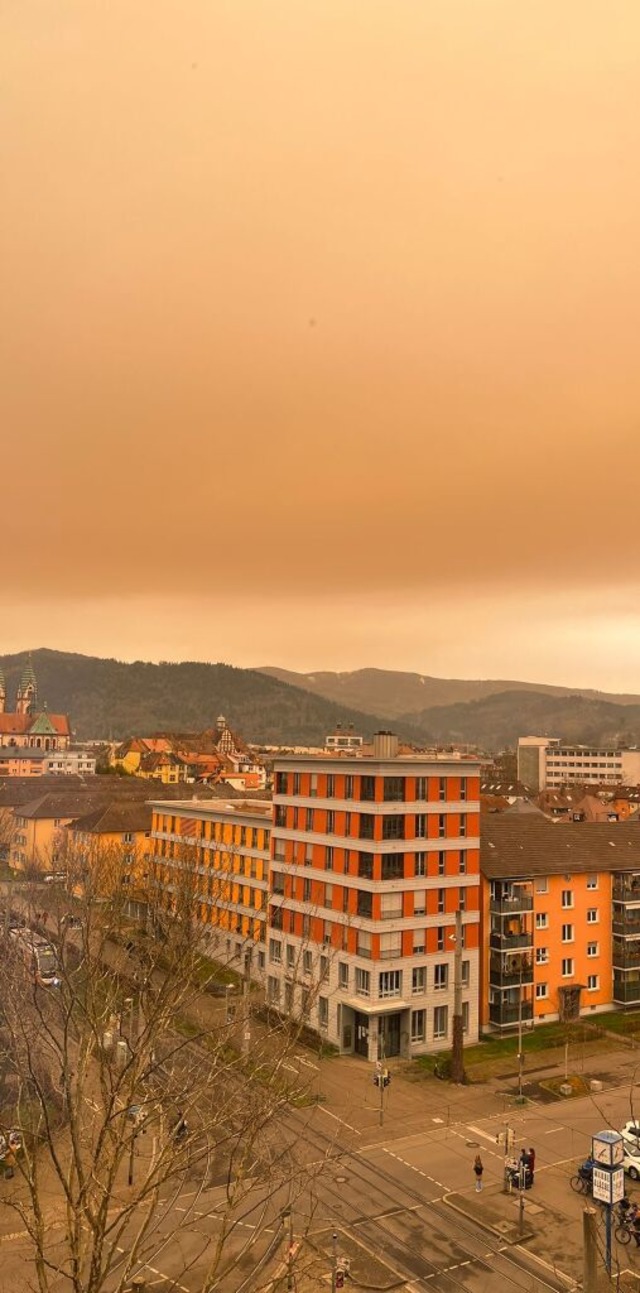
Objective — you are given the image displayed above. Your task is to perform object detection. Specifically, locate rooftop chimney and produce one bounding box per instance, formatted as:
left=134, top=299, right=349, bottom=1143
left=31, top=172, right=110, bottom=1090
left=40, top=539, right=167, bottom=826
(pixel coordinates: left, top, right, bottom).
left=373, top=731, right=399, bottom=760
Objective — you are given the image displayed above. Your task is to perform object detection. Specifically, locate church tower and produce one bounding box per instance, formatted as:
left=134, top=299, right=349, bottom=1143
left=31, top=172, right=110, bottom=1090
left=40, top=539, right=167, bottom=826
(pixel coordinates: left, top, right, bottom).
left=0, top=667, right=5, bottom=714
left=15, top=657, right=38, bottom=716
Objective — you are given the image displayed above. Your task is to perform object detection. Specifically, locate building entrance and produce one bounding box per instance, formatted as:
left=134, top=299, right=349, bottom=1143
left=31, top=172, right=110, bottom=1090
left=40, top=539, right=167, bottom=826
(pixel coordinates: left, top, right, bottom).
left=354, top=1012, right=370, bottom=1058
left=379, top=1012, right=401, bottom=1058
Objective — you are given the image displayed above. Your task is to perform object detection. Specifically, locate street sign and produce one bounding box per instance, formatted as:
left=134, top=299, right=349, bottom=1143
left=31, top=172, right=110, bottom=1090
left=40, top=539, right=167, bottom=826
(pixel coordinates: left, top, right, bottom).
left=592, top=1165, right=625, bottom=1205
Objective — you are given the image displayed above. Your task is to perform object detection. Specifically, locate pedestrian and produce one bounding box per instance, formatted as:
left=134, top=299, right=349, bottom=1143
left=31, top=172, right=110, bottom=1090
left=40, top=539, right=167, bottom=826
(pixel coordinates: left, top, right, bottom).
left=473, top=1154, right=484, bottom=1192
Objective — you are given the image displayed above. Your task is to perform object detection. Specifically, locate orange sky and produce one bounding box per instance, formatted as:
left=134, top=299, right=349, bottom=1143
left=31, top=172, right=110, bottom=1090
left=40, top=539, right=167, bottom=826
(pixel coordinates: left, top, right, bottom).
left=2, top=2, right=640, bottom=688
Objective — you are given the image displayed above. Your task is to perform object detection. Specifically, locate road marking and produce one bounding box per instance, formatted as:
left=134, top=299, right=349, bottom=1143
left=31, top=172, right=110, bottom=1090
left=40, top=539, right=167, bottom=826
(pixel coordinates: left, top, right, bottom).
left=466, top=1124, right=499, bottom=1145
left=382, top=1148, right=447, bottom=1190
left=432, top=1117, right=444, bottom=1123
left=115, top=1249, right=190, bottom=1293
left=297, top=1056, right=319, bottom=1071
left=316, top=1106, right=361, bottom=1136
left=544, top=1127, right=565, bottom=1134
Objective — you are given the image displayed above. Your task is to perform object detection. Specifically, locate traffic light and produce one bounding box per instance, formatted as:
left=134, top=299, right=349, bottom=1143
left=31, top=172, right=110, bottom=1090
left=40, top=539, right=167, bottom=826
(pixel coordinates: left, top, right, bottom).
left=373, top=1069, right=391, bottom=1088
left=335, top=1271, right=344, bottom=1289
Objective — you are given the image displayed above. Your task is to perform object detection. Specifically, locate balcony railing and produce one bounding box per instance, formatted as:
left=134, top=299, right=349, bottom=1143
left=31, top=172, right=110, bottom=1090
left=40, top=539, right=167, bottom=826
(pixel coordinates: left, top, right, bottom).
left=489, top=956, right=534, bottom=987
left=612, top=919, right=640, bottom=937
left=613, top=979, right=640, bottom=1005
left=490, top=894, right=533, bottom=915
left=489, top=1001, right=534, bottom=1027
left=489, top=931, right=533, bottom=951
left=613, top=947, right=640, bottom=970
left=613, top=880, right=640, bottom=903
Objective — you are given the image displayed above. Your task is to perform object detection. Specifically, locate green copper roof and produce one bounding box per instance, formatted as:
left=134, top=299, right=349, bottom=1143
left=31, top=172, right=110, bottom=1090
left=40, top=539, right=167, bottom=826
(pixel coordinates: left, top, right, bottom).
left=29, top=711, right=56, bottom=735
left=19, top=657, right=37, bottom=690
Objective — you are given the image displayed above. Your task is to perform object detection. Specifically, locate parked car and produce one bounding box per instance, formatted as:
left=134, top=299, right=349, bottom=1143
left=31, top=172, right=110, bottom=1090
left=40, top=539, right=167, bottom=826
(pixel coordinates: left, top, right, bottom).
left=43, top=873, right=67, bottom=885
left=621, top=1121, right=640, bottom=1142
left=622, top=1138, right=640, bottom=1180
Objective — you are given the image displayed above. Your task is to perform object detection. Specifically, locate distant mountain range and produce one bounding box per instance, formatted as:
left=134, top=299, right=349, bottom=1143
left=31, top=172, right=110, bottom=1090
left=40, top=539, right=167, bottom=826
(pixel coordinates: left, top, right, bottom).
left=258, top=666, right=640, bottom=717
left=0, top=650, right=400, bottom=745
left=3, top=650, right=640, bottom=752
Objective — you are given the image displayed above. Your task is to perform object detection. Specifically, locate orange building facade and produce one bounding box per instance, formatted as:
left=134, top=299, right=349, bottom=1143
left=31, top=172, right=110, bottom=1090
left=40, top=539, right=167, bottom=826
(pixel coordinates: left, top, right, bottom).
left=481, top=817, right=640, bottom=1029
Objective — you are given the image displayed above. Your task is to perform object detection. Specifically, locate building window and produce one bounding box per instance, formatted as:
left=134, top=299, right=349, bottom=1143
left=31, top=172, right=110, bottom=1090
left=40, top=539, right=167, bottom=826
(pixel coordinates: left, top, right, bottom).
left=304, top=842, right=314, bottom=866
left=344, top=812, right=352, bottom=836
left=459, top=888, right=466, bottom=911
left=286, top=944, right=295, bottom=969
left=587, top=909, right=599, bottom=924
left=357, top=931, right=371, bottom=958
left=536, top=947, right=549, bottom=964
left=326, top=775, right=335, bottom=799
left=535, top=878, right=549, bottom=894
left=269, top=939, right=282, bottom=964
left=415, top=852, right=426, bottom=877
left=535, top=983, right=548, bottom=1000
left=355, top=968, right=370, bottom=997
left=345, top=775, right=354, bottom=799
left=380, top=892, right=402, bottom=920
left=303, top=950, right=313, bottom=975
left=462, top=1000, right=470, bottom=1034
left=268, top=976, right=281, bottom=1004
left=561, top=890, right=574, bottom=909
left=305, top=809, right=314, bottom=832
left=433, top=1005, right=448, bottom=1040
left=411, top=1009, right=426, bottom=1042
left=439, top=778, right=447, bottom=801
left=437, top=926, right=445, bottom=951
left=412, top=966, right=426, bottom=994
left=460, top=778, right=467, bottom=802
left=415, top=814, right=427, bottom=839
left=459, top=852, right=467, bottom=874
left=462, top=959, right=470, bottom=987
left=379, top=970, right=402, bottom=998
left=325, top=883, right=333, bottom=908
left=358, top=853, right=374, bottom=879
left=326, top=810, right=335, bottom=834
left=459, top=816, right=467, bottom=838
left=292, top=772, right=301, bottom=795
left=415, top=777, right=426, bottom=800
left=561, top=924, right=574, bottom=943
left=438, top=814, right=446, bottom=838
left=434, top=963, right=448, bottom=990
left=326, top=846, right=334, bottom=871
left=360, top=776, right=376, bottom=802
left=275, top=772, right=288, bottom=795
left=338, top=962, right=349, bottom=989
left=275, top=806, right=287, bottom=828
left=562, top=958, right=574, bottom=977
left=437, top=888, right=445, bottom=913
left=586, top=875, right=598, bottom=890
left=382, top=816, right=405, bottom=840
left=536, top=913, right=548, bottom=930
left=303, top=878, right=312, bottom=902
left=381, top=856, right=404, bottom=880
left=357, top=891, right=373, bottom=918
left=587, top=942, right=599, bottom=958
left=414, top=890, right=426, bottom=916
left=587, top=974, right=599, bottom=991
left=359, top=815, right=375, bottom=840
left=310, top=773, right=318, bottom=797
left=318, top=995, right=329, bottom=1028
left=257, top=950, right=265, bottom=971
left=438, top=851, right=446, bottom=875
left=383, top=777, right=405, bottom=802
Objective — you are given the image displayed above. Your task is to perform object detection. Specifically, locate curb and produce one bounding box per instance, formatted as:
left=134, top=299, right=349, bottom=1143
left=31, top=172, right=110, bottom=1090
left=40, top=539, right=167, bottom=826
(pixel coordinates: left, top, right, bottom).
left=442, top=1191, right=535, bottom=1245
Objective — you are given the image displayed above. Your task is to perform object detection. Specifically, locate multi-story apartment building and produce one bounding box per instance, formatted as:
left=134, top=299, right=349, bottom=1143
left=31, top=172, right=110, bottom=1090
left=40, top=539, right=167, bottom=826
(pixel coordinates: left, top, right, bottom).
left=269, top=733, right=481, bottom=1060
left=480, top=815, right=640, bottom=1028
left=518, top=736, right=640, bottom=792
left=150, top=798, right=272, bottom=959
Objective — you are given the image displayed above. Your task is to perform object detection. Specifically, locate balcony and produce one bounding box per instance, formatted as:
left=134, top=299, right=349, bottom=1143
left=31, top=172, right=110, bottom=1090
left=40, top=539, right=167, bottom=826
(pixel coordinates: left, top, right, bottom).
left=489, top=1000, right=534, bottom=1028
left=613, top=878, right=640, bottom=904
left=613, top=979, right=640, bottom=1006
left=489, top=955, right=534, bottom=988
left=613, top=945, right=640, bottom=970
left=612, top=917, right=640, bottom=938
left=489, top=931, right=533, bottom=951
left=490, top=893, right=533, bottom=916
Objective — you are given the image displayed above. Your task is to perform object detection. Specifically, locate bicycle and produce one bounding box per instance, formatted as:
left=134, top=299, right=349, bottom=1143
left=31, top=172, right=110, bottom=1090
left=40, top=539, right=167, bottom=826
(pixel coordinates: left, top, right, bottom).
left=570, top=1173, right=592, bottom=1195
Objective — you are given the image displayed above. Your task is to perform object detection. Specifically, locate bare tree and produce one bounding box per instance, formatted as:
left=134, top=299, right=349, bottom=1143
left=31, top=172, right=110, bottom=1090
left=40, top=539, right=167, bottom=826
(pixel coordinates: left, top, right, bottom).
left=0, top=840, right=334, bottom=1293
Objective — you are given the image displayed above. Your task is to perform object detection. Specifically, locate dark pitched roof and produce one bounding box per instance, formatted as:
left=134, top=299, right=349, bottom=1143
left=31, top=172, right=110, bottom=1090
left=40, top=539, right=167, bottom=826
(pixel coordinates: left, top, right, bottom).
left=67, top=801, right=152, bottom=834
left=481, top=815, right=640, bottom=879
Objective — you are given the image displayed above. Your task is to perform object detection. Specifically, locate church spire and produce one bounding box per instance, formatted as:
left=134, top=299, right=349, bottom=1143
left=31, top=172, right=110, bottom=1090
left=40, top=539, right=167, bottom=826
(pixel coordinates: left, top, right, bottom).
left=16, top=655, right=37, bottom=716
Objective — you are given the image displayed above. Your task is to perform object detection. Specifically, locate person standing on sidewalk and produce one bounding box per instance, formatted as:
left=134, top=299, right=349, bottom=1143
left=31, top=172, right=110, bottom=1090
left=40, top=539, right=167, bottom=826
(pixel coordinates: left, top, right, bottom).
left=473, top=1155, right=484, bottom=1192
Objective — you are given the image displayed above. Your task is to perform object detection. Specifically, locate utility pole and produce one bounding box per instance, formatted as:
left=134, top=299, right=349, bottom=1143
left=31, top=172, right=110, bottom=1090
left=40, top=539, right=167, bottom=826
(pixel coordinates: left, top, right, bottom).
left=517, top=959, right=523, bottom=1102
left=450, top=911, right=465, bottom=1084
left=331, top=1231, right=338, bottom=1293
left=582, top=1207, right=598, bottom=1293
